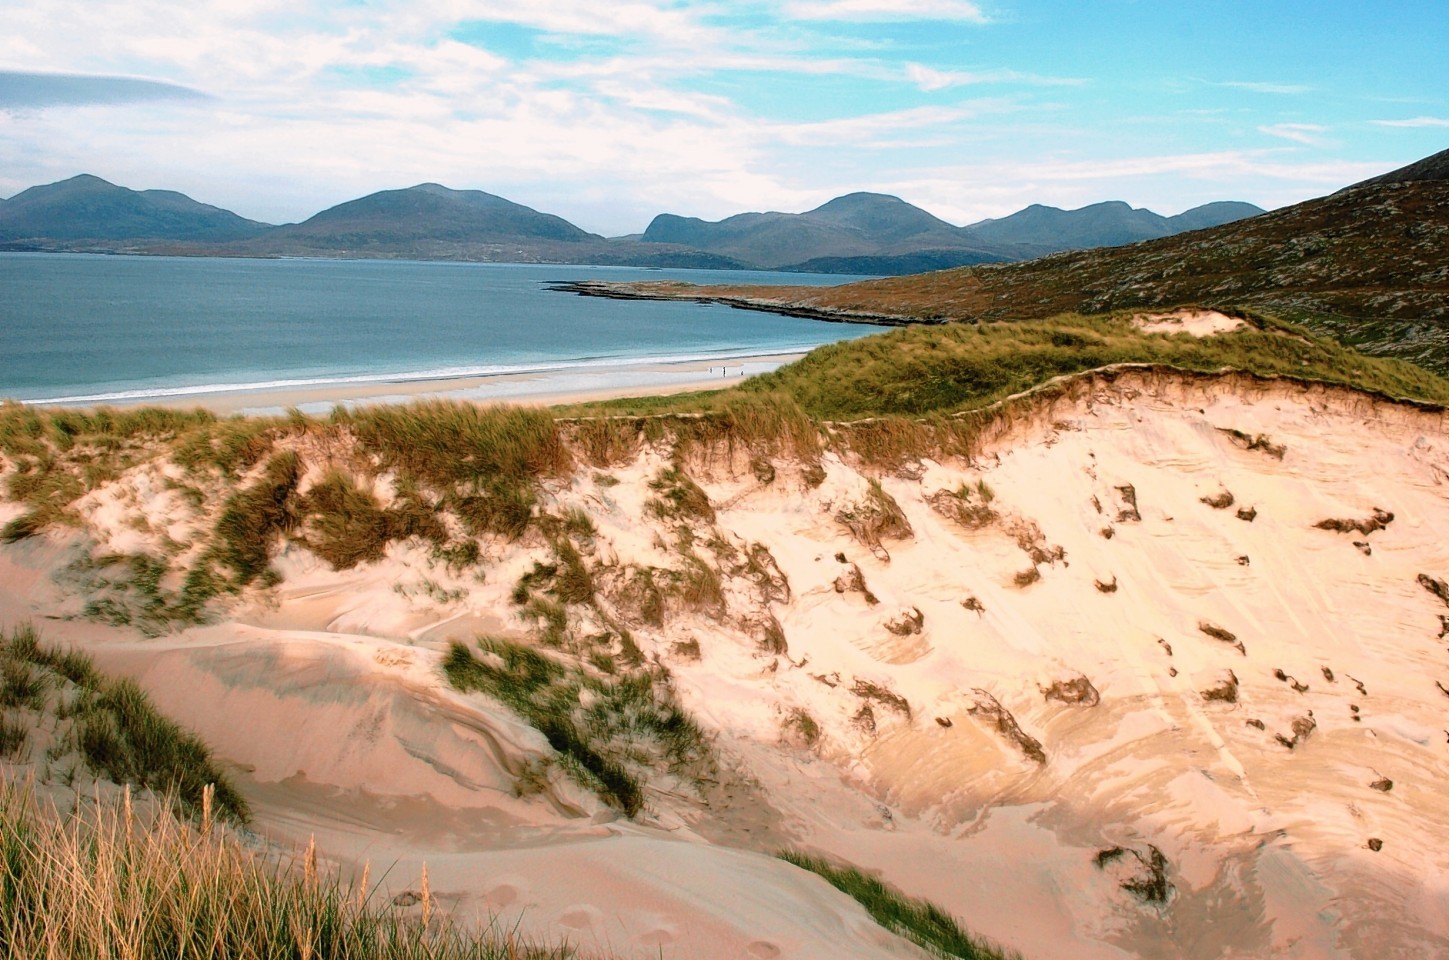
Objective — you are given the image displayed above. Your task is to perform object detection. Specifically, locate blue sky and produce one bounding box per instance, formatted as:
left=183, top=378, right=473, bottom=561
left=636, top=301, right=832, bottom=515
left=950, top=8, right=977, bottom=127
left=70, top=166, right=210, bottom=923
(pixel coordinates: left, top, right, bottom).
left=0, top=0, right=1445, bottom=234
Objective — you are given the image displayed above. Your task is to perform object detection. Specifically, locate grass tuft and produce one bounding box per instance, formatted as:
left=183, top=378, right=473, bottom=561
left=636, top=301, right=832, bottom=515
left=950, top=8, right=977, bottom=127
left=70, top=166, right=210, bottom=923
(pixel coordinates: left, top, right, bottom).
left=0, top=778, right=572, bottom=960
left=1, top=624, right=246, bottom=823
left=444, top=637, right=709, bottom=818
left=778, top=850, right=1020, bottom=959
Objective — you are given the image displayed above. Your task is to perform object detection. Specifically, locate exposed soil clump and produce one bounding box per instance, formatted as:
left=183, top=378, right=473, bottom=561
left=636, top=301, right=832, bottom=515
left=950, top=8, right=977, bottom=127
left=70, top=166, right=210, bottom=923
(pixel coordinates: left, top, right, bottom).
left=1201, top=671, right=1240, bottom=703
left=968, top=690, right=1045, bottom=763
left=1315, top=508, right=1394, bottom=535
left=1042, top=675, right=1101, bottom=707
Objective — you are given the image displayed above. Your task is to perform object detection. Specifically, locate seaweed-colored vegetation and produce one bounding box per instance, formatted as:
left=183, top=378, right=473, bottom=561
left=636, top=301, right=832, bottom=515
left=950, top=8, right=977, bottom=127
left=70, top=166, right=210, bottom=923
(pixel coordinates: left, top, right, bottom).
left=778, top=851, right=1021, bottom=960
left=0, top=623, right=246, bottom=823
left=0, top=778, right=572, bottom=960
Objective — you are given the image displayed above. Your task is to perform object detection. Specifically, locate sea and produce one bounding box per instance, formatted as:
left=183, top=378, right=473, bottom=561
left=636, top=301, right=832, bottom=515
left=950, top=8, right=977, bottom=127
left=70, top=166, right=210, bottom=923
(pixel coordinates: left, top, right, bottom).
left=0, top=254, right=881, bottom=410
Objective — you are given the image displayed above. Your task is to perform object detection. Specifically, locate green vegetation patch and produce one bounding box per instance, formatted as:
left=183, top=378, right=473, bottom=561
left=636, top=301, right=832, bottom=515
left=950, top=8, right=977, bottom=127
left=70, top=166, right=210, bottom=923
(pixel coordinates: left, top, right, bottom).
left=744, top=311, right=1449, bottom=420
left=444, top=637, right=706, bottom=818
left=0, top=623, right=247, bottom=824
left=647, top=466, right=715, bottom=523
left=335, top=401, right=571, bottom=488
left=299, top=472, right=448, bottom=570
left=779, top=850, right=1021, bottom=960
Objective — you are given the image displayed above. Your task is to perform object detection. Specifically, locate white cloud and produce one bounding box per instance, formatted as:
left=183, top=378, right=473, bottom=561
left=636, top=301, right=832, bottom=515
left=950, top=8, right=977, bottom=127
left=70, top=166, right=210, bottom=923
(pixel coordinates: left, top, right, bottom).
left=784, top=0, right=988, bottom=23
left=1257, top=122, right=1330, bottom=146
left=1370, top=116, right=1449, bottom=128
left=765, top=100, right=1011, bottom=146
left=905, top=63, right=1083, bottom=91
left=1220, top=81, right=1312, bottom=95
left=0, top=0, right=1432, bottom=236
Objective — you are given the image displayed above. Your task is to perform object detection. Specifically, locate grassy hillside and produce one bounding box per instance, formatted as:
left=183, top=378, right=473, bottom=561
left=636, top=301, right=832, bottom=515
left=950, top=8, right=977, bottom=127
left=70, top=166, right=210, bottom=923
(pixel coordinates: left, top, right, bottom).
left=565, top=152, right=1449, bottom=373
left=559, top=310, right=1449, bottom=422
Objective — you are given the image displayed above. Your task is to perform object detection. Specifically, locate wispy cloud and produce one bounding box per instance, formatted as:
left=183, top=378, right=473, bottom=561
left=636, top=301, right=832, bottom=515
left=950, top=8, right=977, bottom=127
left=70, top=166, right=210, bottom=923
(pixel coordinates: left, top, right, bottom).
left=766, top=100, right=1010, bottom=146
left=1220, top=80, right=1312, bottom=95
left=0, top=70, right=206, bottom=110
left=1370, top=116, right=1449, bottom=128
left=0, top=0, right=1438, bottom=234
left=1258, top=122, right=1330, bottom=146
left=784, top=0, right=989, bottom=23
left=904, top=63, right=1084, bottom=91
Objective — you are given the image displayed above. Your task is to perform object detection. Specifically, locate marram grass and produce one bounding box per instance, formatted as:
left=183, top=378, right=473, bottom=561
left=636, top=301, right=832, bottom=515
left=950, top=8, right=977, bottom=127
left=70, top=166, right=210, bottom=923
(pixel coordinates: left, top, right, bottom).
left=0, top=777, right=574, bottom=960
left=1, top=623, right=247, bottom=823
left=779, top=850, right=1021, bottom=960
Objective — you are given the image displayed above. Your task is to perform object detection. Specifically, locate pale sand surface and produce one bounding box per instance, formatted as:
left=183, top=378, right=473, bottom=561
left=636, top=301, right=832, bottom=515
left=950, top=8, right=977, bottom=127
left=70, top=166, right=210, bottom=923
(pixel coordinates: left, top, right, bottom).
left=4, top=365, right=1449, bottom=958
left=119, top=352, right=805, bottom=415
left=1132, top=309, right=1247, bottom=337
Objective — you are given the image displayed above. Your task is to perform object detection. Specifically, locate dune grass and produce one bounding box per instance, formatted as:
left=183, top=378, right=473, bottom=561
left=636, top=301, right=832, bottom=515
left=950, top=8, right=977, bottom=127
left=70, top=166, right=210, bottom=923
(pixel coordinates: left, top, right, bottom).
left=560, top=311, right=1449, bottom=424
left=779, top=850, right=1021, bottom=960
left=3, top=309, right=1446, bottom=629
left=754, top=310, right=1449, bottom=418
left=444, top=637, right=707, bottom=818
left=334, top=401, right=571, bottom=487
left=1, top=623, right=247, bottom=824
left=0, top=778, right=573, bottom=960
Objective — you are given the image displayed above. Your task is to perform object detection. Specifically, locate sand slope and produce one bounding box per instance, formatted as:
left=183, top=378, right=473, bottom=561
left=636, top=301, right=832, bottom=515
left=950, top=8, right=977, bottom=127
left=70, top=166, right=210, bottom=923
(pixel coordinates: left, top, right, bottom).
left=4, top=367, right=1448, bottom=958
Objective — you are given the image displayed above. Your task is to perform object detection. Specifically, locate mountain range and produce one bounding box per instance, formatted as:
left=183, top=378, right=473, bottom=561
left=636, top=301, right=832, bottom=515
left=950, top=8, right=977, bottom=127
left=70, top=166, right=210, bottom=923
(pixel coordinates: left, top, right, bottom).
left=576, top=147, right=1449, bottom=373
left=0, top=173, right=1263, bottom=274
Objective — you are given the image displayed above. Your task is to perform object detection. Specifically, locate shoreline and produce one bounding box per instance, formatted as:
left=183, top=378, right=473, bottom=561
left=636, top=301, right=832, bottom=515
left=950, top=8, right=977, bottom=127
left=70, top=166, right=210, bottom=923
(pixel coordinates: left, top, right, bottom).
left=549, top=279, right=917, bottom=327
left=17, top=352, right=806, bottom=416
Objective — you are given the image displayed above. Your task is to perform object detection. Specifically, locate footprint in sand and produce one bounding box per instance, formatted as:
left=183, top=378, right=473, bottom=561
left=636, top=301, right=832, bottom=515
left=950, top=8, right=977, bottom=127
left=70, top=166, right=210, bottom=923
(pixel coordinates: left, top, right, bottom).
left=747, top=941, right=782, bottom=958
left=558, top=905, right=603, bottom=932
left=482, top=883, right=519, bottom=909
left=636, top=926, right=676, bottom=948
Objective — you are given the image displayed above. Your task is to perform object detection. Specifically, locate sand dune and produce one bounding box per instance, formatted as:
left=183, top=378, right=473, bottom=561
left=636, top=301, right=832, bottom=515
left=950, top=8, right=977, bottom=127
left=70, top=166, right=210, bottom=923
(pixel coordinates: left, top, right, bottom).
left=3, top=366, right=1448, bottom=958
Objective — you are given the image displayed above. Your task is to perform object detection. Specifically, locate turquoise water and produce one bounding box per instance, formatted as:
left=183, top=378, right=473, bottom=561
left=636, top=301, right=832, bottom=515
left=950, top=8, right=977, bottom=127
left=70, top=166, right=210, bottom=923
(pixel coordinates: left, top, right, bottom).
left=0, top=254, right=880, bottom=406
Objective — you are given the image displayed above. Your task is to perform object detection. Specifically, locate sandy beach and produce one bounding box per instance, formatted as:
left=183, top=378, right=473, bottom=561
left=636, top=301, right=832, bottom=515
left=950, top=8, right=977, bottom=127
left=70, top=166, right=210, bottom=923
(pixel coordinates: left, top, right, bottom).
left=115, top=352, right=806, bottom=415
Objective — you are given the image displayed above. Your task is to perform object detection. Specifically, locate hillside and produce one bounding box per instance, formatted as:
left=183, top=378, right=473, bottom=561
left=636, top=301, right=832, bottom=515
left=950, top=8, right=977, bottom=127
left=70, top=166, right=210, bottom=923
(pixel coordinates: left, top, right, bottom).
left=567, top=148, right=1449, bottom=373
left=0, top=174, right=272, bottom=246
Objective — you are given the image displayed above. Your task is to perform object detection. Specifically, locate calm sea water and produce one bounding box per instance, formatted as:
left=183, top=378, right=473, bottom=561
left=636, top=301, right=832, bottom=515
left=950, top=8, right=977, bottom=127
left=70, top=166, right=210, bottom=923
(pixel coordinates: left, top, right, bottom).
left=0, top=254, right=880, bottom=406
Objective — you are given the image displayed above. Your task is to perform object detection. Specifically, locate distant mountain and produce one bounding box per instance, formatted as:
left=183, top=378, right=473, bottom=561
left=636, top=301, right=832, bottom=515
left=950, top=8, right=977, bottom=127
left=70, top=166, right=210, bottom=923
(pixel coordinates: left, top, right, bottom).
left=641, top=192, right=1008, bottom=271
left=256, top=183, right=599, bottom=255
left=684, top=148, right=1449, bottom=372
left=0, top=174, right=271, bottom=245
left=1165, top=200, right=1266, bottom=232
left=959, top=200, right=1264, bottom=257
left=641, top=192, right=1261, bottom=271
left=0, top=174, right=1268, bottom=274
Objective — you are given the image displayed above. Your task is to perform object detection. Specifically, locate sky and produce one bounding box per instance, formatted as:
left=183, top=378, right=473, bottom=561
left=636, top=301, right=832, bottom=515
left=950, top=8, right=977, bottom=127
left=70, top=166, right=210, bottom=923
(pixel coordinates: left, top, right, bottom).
left=1, top=1, right=1445, bottom=236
